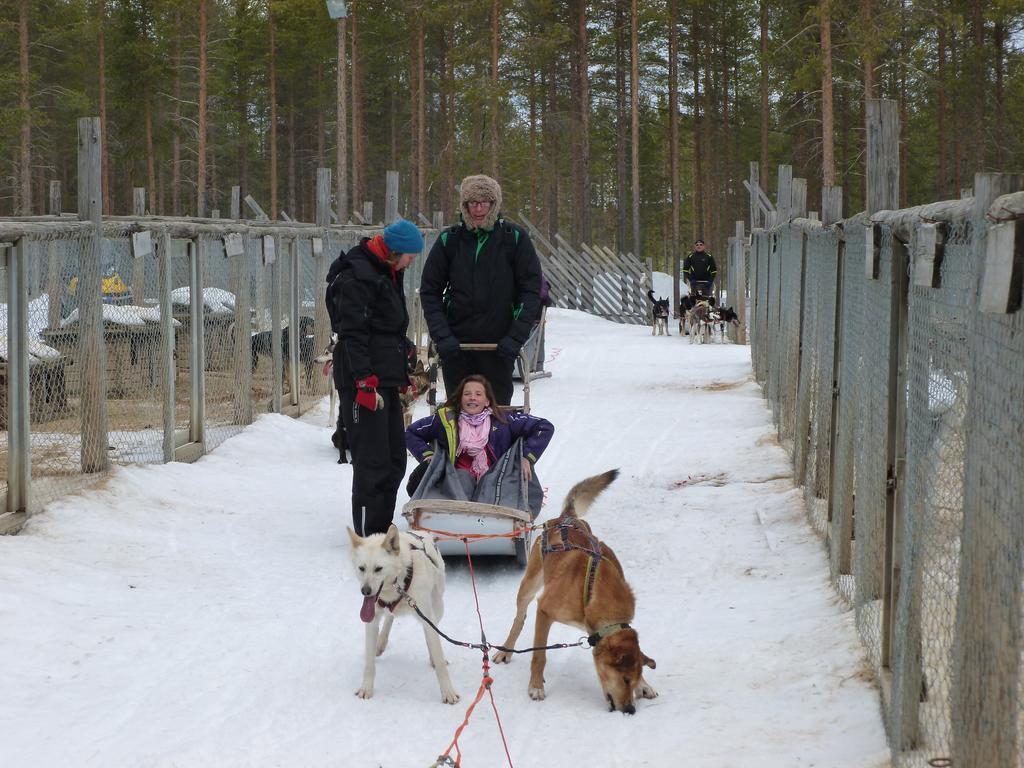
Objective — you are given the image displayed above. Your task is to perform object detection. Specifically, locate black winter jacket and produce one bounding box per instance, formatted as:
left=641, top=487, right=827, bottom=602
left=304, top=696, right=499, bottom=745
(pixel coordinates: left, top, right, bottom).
left=683, top=250, right=718, bottom=283
left=419, top=219, right=542, bottom=351
left=326, top=239, right=410, bottom=389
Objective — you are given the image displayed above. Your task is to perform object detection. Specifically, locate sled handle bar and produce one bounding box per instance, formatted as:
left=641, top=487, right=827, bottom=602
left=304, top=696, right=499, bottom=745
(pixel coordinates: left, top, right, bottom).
left=457, top=343, right=532, bottom=413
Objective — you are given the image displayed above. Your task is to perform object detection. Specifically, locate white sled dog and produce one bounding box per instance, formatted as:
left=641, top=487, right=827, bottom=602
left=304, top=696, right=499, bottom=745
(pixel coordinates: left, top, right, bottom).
left=347, top=524, right=460, bottom=704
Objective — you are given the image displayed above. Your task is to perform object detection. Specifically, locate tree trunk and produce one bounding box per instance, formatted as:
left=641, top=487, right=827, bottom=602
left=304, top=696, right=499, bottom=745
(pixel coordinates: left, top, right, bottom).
left=691, top=15, right=705, bottom=241
left=760, top=0, right=769, bottom=191
left=288, top=93, right=297, bottom=217
left=444, top=27, right=455, bottom=217
left=336, top=17, right=348, bottom=223
left=409, top=15, right=420, bottom=217
left=971, top=0, right=985, bottom=172
left=937, top=11, right=947, bottom=197
left=615, top=0, right=628, bottom=254
left=490, top=0, right=500, bottom=177
left=145, top=98, right=156, bottom=213
left=863, top=0, right=876, bottom=100
left=820, top=0, right=835, bottom=187
left=544, top=63, right=559, bottom=240
left=270, top=11, right=278, bottom=219
left=577, top=0, right=591, bottom=245
left=994, top=18, right=1005, bottom=166
left=98, top=0, right=110, bottom=214
left=898, top=0, right=907, bottom=207
left=173, top=19, right=181, bottom=216
left=351, top=9, right=364, bottom=210
left=630, top=0, right=640, bottom=260
left=529, top=66, right=538, bottom=222
left=669, top=0, right=680, bottom=309
left=18, top=0, right=31, bottom=215
left=197, top=0, right=208, bottom=217
left=416, top=11, right=426, bottom=215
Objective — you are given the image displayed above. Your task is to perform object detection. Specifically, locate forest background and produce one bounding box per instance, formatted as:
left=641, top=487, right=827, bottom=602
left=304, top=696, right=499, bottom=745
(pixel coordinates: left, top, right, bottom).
left=1, top=0, right=1022, bottom=272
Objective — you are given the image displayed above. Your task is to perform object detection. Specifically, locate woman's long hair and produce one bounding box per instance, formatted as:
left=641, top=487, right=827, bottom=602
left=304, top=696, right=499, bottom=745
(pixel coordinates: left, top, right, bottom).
left=443, top=374, right=508, bottom=423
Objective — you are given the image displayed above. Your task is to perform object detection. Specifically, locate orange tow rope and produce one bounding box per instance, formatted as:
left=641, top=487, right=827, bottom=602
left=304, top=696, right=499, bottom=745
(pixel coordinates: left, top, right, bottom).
left=430, top=539, right=514, bottom=768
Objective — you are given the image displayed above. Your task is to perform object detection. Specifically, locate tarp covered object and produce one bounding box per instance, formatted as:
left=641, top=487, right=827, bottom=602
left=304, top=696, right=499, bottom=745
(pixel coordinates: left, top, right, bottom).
left=409, top=436, right=543, bottom=519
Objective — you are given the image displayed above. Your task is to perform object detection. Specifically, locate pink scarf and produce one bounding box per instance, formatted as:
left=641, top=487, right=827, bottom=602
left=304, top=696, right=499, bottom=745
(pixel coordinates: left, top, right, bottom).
left=457, top=408, right=492, bottom=480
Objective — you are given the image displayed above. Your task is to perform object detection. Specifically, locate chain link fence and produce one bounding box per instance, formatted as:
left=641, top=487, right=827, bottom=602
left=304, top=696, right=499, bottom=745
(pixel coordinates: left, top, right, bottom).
left=747, top=179, right=1024, bottom=767
left=0, top=217, right=429, bottom=527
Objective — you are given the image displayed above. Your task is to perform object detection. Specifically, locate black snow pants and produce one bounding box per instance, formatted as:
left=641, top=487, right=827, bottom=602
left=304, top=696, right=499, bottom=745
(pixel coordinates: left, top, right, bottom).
left=339, top=386, right=407, bottom=536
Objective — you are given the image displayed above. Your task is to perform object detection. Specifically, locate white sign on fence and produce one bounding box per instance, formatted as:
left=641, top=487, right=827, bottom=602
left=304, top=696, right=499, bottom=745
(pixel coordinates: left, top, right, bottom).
left=131, top=230, right=152, bottom=259
left=262, top=235, right=276, bottom=265
left=224, top=232, right=245, bottom=258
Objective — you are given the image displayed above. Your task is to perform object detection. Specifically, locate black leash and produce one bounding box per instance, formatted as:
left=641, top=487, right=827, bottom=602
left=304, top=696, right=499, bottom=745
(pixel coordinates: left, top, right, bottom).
left=396, top=585, right=588, bottom=654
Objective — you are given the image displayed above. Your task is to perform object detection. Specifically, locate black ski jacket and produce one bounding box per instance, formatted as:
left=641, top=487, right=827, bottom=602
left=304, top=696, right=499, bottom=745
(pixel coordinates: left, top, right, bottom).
left=326, top=239, right=410, bottom=389
left=683, top=250, right=718, bottom=283
left=419, top=218, right=542, bottom=352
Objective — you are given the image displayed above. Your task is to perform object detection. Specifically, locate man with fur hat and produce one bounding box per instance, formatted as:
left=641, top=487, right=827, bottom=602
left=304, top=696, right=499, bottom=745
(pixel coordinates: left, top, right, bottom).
left=420, top=174, right=542, bottom=405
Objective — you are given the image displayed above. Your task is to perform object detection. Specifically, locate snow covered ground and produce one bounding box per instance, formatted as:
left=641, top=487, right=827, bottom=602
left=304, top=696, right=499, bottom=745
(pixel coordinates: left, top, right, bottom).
left=0, top=308, right=890, bottom=767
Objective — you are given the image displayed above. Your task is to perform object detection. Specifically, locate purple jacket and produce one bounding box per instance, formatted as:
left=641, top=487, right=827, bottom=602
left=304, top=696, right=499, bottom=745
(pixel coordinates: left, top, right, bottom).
left=406, top=407, right=554, bottom=465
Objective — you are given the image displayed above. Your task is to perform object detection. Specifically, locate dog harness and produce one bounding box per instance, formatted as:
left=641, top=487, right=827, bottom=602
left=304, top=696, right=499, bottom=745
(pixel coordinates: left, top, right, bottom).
left=377, top=566, right=414, bottom=613
left=540, top=517, right=604, bottom=606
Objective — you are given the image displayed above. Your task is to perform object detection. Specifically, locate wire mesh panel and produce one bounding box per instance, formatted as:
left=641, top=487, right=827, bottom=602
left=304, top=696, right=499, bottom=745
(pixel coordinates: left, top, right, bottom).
left=201, top=236, right=243, bottom=453
left=171, top=239, right=194, bottom=437
left=766, top=230, right=784, bottom=425
left=249, top=241, right=277, bottom=418
left=950, top=220, right=1024, bottom=768
left=97, top=234, right=168, bottom=465
left=807, top=228, right=842, bottom=534
left=830, top=221, right=866, bottom=594
left=778, top=225, right=805, bottom=444
left=754, top=231, right=770, bottom=385
left=296, top=236, right=329, bottom=412
left=852, top=223, right=897, bottom=670
left=794, top=228, right=820, bottom=491
left=889, top=218, right=973, bottom=764
left=25, top=232, right=109, bottom=507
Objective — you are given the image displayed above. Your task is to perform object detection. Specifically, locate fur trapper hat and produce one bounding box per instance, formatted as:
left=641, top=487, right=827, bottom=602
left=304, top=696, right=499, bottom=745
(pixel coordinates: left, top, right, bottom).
left=459, top=174, right=502, bottom=231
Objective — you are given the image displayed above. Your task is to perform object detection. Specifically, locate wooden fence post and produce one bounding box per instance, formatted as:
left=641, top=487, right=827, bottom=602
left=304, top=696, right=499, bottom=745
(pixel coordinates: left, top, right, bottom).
left=385, top=170, right=399, bottom=224
left=77, top=117, right=109, bottom=473
left=131, top=188, right=147, bottom=304
left=735, top=220, right=747, bottom=344
left=46, top=181, right=63, bottom=330
left=776, top=165, right=793, bottom=223
left=791, top=178, right=808, bottom=219
left=158, top=232, right=176, bottom=462
left=822, top=186, right=843, bottom=227
left=315, top=168, right=333, bottom=384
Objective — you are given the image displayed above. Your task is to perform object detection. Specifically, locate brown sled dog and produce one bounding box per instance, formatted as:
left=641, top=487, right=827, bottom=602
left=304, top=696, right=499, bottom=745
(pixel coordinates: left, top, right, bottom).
left=492, top=469, right=658, bottom=713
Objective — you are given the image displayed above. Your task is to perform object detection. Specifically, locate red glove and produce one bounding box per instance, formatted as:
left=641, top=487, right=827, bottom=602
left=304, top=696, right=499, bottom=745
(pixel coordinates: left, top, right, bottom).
left=355, top=375, right=384, bottom=411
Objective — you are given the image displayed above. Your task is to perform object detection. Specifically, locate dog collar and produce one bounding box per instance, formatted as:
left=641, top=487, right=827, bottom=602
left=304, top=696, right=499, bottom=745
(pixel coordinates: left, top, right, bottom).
left=377, top=566, right=414, bottom=612
left=586, top=622, right=631, bottom=647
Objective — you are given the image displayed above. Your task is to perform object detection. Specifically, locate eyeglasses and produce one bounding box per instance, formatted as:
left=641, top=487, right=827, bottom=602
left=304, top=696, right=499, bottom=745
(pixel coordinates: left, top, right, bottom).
left=465, top=200, right=492, bottom=209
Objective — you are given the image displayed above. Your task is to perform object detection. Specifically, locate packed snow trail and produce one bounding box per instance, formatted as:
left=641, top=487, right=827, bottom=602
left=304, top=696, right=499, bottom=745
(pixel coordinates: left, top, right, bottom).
left=0, top=308, right=890, bottom=767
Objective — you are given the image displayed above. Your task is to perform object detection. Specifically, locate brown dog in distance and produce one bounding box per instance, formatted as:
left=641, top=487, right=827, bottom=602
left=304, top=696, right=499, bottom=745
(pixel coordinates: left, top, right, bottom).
left=492, top=469, right=658, bottom=713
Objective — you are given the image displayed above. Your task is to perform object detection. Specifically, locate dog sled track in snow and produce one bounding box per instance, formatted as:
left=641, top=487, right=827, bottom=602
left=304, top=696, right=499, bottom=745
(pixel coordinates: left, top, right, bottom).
left=694, top=377, right=751, bottom=392
left=671, top=472, right=729, bottom=488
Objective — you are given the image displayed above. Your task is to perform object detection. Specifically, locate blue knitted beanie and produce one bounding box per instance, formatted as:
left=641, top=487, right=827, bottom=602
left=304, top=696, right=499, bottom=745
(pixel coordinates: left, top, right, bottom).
left=382, top=219, right=424, bottom=254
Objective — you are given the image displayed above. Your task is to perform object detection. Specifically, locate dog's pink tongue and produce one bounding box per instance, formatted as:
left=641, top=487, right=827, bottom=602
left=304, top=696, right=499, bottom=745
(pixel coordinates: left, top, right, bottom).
left=360, top=595, right=376, bottom=623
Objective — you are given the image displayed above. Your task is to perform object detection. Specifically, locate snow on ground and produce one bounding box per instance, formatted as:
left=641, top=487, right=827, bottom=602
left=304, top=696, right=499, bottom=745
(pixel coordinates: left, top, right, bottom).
left=0, top=308, right=890, bottom=768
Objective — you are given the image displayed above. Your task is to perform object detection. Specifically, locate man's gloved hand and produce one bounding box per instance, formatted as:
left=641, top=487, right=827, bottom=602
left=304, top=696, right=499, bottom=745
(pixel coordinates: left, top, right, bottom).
left=355, top=375, right=384, bottom=411
left=436, top=336, right=461, bottom=361
left=496, top=336, right=521, bottom=361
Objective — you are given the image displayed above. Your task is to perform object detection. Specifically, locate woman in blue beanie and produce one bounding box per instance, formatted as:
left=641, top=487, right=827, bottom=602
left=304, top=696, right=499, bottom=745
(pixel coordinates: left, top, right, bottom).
left=325, top=218, right=424, bottom=536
